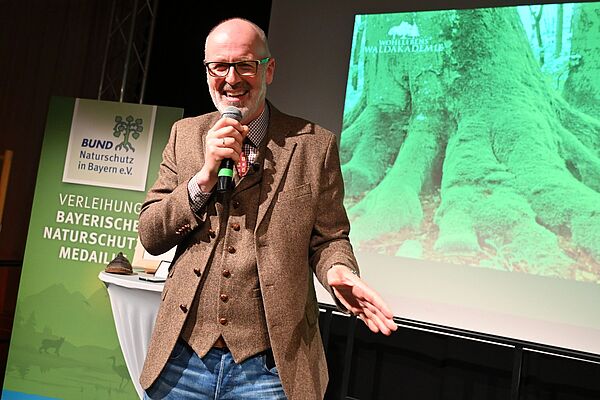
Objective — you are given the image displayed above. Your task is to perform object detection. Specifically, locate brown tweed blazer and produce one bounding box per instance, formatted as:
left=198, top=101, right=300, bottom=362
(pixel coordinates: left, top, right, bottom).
left=138, top=103, right=358, bottom=399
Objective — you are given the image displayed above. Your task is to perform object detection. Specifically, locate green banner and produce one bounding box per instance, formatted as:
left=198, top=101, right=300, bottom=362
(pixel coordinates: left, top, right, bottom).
left=2, top=97, right=183, bottom=399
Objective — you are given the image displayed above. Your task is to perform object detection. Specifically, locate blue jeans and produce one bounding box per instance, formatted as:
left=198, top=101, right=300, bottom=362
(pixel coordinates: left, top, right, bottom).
left=144, top=340, right=287, bottom=399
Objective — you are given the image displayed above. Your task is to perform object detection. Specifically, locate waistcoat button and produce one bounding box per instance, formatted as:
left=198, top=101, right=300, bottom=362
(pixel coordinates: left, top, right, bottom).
left=220, top=294, right=229, bottom=302
left=222, top=270, right=231, bottom=278
left=219, top=317, right=228, bottom=325
left=179, top=304, right=188, bottom=313
left=227, top=245, right=236, bottom=254
left=232, top=200, right=240, bottom=209
left=231, top=222, right=240, bottom=231
left=208, top=229, right=216, bottom=238
left=193, top=268, right=201, bottom=277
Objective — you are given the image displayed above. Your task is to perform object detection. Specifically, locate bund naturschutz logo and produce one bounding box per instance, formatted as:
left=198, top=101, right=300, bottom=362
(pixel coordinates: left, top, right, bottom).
left=113, top=115, right=144, bottom=152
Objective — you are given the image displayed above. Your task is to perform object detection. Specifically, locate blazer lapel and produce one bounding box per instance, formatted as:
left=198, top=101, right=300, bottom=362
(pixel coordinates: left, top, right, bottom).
left=256, top=110, right=296, bottom=231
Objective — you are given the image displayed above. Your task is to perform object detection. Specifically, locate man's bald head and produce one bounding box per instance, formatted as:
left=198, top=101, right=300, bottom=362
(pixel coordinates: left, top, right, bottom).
left=205, top=18, right=270, bottom=59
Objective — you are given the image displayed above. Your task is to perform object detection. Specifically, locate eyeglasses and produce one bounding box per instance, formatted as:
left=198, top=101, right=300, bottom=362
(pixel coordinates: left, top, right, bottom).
left=204, top=57, right=271, bottom=77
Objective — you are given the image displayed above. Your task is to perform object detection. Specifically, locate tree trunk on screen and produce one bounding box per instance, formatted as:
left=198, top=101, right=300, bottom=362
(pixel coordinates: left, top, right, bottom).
left=341, top=6, right=600, bottom=281
left=563, top=2, right=600, bottom=119
left=555, top=4, right=563, bottom=58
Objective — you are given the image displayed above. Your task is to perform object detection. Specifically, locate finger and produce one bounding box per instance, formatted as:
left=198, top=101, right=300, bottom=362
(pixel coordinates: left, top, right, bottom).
left=214, top=116, right=244, bottom=132
left=362, top=304, right=395, bottom=335
left=207, top=140, right=241, bottom=163
left=351, top=280, right=395, bottom=318
left=362, top=297, right=393, bottom=323
left=358, top=297, right=397, bottom=332
left=358, top=312, right=380, bottom=333
left=215, top=135, right=243, bottom=155
left=210, top=119, right=245, bottom=143
left=360, top=303, right=388, bottom=334
left=220, top=137, right=243, bottom=154
left=358, top=286, right=393, bottom=316
left=331, top=287, right=357, bottom=313
left=240, top=125, right=249, bottom=140
left=386, top=318, right=398, bottom=332
left=217, top=129, right=245, bottom=148
left=345, top=290, right=394, bottom=329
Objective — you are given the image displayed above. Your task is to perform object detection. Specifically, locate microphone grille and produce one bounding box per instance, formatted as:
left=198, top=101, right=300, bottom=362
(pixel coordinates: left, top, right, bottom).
left=221, top=106, right=242, bottom=122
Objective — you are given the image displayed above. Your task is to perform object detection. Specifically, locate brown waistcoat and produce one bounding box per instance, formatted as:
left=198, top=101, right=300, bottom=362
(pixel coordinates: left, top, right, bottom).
left=181, top=156, right=271, bottom=362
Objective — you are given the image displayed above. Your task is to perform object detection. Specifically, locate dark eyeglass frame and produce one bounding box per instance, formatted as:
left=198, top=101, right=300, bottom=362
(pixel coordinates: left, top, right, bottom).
left=204, top=57, right=271, bottom=77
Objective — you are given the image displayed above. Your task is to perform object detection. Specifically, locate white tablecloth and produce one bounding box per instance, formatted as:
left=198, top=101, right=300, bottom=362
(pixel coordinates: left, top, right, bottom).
left=99, top=271, right=164, bottom=399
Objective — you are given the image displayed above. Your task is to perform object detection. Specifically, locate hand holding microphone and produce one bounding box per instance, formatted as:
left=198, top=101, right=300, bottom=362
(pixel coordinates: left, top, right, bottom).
left=217, top=106, right=243, bottom=192
left=195, top=106, right=247, bottom=194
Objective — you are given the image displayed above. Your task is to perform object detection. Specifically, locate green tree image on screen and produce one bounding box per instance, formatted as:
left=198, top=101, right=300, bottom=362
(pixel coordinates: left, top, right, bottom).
left=341, top=2, right=600, bottom=283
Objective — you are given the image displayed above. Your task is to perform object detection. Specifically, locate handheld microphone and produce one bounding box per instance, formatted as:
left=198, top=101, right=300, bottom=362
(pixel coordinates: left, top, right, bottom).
left=217, top=106, right=243, bottom=193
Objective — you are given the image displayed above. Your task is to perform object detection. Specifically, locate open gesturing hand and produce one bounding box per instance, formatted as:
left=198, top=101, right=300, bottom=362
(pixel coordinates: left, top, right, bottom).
left=327, top=265, right=397, bottom=335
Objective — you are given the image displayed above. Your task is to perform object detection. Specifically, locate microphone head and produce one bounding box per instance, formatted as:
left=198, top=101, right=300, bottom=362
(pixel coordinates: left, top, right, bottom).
left=221, top=106, right=242, bottom=122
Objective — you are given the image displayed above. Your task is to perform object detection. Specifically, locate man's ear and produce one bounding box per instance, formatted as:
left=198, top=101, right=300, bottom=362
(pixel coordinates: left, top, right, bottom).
left=265, top=58, right=276, bottom=85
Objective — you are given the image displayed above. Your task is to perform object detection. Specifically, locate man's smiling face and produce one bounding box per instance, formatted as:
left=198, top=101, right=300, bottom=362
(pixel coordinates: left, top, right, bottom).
left=204, top=19, right=274, bottom=124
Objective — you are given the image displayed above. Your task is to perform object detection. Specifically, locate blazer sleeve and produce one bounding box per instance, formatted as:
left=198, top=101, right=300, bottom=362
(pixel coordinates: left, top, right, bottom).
left=138, top=120, right=206, bottom=255
left=309, top=132, right=359, bottom=298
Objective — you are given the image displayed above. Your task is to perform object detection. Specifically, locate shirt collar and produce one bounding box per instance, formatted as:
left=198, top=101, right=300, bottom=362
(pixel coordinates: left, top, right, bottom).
left=245, top=104, right=269, bottom=147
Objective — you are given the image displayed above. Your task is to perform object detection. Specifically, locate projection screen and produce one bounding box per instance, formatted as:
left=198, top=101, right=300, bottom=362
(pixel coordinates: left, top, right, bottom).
left=268, top=0, right=600, bottom=356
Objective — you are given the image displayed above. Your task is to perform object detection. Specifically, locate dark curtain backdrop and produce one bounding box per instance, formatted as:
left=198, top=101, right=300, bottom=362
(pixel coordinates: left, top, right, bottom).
left=0, top=0, right=112, bottom=261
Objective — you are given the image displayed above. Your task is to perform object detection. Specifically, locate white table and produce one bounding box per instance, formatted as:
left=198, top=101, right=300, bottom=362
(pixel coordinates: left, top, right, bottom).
left=98, top=271, right=164, bottom=399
